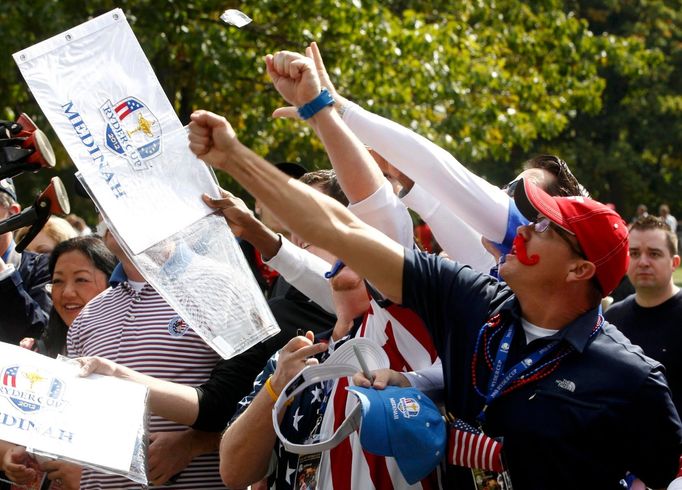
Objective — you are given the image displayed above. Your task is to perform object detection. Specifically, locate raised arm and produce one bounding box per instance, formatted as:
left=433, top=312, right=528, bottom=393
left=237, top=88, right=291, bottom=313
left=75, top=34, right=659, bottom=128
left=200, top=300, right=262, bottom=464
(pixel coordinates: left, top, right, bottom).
left=188, top=54, right=405, bottom=303
left=402, top=183, right=496, bottom=272
left=275, top=47, right=415, bottom=248
left=306, top=42, right=512, bottom=245
left=297, top=46, right=385, bottom=205
left=341, top=102, right=511, bottom=243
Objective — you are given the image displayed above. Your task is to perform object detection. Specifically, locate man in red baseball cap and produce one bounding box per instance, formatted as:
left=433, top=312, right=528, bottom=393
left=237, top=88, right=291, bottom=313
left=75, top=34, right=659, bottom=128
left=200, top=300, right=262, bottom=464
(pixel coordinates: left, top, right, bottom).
left=508, top=177, right=630, bottom=298
left=188, top=49, right=682, bottom=489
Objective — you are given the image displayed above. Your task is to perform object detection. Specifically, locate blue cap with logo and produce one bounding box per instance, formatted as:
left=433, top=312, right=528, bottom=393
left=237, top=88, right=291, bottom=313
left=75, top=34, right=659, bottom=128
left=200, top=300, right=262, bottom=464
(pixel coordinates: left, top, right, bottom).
left=347, top=385, right=446, bottom=484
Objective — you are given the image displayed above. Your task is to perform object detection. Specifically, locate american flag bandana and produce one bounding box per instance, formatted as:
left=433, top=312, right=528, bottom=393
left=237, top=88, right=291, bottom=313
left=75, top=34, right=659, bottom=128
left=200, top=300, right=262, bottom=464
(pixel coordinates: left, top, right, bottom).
left=448, top=417, right=504, bottom=472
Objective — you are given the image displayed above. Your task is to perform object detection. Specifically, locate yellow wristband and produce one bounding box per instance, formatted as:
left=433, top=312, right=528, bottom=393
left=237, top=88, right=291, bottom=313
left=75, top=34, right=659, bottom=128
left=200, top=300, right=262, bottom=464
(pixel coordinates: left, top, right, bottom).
left=264, top=376, right=280, bottom=403
left=265, top=376, right=293, bottom=406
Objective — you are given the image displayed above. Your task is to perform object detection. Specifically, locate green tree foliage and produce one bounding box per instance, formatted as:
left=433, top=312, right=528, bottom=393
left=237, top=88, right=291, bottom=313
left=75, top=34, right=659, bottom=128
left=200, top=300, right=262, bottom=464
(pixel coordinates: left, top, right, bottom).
left=557, top=0, right=682, bottom=218
left=0, top=0, right=679, bottom=223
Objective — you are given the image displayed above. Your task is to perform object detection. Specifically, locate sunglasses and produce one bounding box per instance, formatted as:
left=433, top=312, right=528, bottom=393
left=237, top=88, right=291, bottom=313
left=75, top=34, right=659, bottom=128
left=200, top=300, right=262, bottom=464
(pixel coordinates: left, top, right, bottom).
left=530, top=217, right=586, bottom=259
left=502, top=179, right=520, bottom=198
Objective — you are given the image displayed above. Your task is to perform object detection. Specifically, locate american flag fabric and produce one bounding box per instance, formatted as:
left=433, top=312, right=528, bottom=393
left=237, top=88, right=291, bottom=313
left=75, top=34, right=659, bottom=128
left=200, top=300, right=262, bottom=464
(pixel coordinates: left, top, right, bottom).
left=448, top=418, right=504, bottom=472
left=318, top=299, right=442, bottom=490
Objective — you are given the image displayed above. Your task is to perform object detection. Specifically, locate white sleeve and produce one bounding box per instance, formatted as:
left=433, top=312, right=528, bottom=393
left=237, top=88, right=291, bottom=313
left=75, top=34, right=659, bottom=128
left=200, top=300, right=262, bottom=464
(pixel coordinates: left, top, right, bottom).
left=264, top=236, right=335, bottom=314
left=343, top=103, right=510, bottom=243
left=347, top=180, right=413, bottom=248
left=402, top=359, right=444, bottom=393
left=401, top=184, right=496, bottom=274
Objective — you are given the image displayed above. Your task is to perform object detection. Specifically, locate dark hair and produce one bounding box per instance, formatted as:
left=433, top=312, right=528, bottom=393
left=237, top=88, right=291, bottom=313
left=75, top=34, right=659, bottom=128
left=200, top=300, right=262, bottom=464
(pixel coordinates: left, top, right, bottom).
left=300, top=169, right=349, bottom=206
left=48, top=235, right=116, bottom=278
left=40, top=236, right=117, bottom=358
left=630, top=215, right=678, bottom=256
left=523, top=155, right=583, bottom=197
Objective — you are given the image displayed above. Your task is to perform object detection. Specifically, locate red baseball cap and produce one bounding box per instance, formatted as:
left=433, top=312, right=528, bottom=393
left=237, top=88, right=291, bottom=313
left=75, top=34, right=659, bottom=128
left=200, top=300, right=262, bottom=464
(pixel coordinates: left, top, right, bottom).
left=514, top=178, right=629, bottom=296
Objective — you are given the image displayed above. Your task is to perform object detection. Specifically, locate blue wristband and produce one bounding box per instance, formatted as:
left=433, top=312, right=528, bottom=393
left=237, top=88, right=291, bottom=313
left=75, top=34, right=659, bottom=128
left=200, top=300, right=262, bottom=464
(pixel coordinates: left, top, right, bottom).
left=297, top=89, right=335, bottom=120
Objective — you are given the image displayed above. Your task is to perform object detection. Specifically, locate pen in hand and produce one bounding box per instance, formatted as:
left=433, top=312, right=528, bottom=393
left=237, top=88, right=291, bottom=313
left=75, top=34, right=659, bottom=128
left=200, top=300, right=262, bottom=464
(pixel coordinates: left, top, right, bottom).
left=353, top=345, right=375, bottom=385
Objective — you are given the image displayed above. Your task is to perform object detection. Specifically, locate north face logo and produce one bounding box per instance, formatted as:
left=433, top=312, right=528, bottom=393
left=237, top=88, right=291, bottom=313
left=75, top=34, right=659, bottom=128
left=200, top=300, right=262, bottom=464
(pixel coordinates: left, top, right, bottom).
left=555, top=379, right=576, bottom=393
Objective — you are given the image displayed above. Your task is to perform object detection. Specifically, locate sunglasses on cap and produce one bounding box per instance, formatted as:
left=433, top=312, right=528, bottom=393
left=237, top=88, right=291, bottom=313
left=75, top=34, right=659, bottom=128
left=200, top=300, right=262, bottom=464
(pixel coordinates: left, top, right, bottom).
left=502, top=179, right=520, bottom=198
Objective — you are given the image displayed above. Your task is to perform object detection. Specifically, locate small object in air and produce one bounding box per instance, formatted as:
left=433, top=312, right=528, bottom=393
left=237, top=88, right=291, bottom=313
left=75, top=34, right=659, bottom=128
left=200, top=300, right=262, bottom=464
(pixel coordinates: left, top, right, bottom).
left=220, top=9, right=252, bottom=28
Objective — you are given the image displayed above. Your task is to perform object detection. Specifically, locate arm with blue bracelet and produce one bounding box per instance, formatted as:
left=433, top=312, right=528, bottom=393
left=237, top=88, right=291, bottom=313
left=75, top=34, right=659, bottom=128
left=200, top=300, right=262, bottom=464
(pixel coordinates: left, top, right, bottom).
left=298, top=89, right=335, bottom=120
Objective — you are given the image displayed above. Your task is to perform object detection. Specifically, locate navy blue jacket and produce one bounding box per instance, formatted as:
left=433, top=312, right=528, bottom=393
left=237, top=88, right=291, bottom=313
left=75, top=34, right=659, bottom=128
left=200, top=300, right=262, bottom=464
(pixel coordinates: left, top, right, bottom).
left=0, top=246, right=51, bottom=345
left=402, top=249, right=682, bottom=490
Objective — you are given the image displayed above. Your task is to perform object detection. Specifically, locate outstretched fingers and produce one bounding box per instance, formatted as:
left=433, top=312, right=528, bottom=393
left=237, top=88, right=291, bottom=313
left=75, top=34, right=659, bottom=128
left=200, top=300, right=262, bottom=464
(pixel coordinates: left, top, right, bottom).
left=309, top=41, right=336, bottom=95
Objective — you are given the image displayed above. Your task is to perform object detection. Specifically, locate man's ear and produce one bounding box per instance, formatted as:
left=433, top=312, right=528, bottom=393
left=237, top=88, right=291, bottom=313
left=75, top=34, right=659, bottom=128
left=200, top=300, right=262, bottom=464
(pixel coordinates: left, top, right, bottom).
left=7, top=203, right=21, bottom=216
left=567, top=259, right=597, bottom=285
left=673, top=255, right=681, bottom=269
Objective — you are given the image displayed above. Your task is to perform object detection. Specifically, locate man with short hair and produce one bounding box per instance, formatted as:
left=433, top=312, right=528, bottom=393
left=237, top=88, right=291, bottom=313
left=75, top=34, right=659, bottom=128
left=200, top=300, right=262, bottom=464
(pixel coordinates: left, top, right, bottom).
left=0, top=178, right=51, bottom=344
left=632, top=203, right=649, bottom=224
left=187, top=49, right=682, bottom=489
left=606, top=215, right=682, bottom=413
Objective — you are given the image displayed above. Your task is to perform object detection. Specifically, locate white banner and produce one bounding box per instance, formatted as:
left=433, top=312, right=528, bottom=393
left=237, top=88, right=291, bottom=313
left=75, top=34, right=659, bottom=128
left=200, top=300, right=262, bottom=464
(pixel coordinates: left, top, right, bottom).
left=12, top=9, right=217, bottom=255
left=13, top=9, right=280, bottom=358
left=0, top=342, right=147, bottom=474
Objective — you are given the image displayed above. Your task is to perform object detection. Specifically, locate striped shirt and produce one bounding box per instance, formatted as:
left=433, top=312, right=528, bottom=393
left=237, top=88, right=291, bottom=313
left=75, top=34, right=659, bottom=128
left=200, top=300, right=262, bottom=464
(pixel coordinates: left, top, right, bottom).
left=67, top=280, right=224, bottom=489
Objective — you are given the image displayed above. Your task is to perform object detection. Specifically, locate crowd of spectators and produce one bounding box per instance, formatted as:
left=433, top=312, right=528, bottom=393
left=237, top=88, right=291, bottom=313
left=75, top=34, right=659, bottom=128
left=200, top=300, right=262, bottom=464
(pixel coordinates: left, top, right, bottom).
left=0, top=41, right=680, bottom=490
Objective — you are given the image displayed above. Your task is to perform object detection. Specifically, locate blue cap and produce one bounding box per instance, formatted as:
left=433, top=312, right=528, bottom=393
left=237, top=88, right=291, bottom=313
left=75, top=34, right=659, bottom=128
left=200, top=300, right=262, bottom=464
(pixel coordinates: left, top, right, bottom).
left=347, top=385, right=446, bottom=484
left=0, top=178, right=17, bottom=202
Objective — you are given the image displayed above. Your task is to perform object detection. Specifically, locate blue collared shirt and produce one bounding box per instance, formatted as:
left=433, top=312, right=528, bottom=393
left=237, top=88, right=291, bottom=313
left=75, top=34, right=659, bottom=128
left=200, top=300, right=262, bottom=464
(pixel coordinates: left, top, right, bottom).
left=108, top=262, right=126, bottom=287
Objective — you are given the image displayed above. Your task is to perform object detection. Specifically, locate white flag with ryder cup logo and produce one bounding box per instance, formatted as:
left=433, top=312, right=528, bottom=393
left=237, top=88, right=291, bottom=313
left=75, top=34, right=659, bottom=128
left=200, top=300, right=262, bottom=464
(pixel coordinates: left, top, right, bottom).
left=0, top=342, right=147, bottom=480
left=12, top=9, right=279, bottom=359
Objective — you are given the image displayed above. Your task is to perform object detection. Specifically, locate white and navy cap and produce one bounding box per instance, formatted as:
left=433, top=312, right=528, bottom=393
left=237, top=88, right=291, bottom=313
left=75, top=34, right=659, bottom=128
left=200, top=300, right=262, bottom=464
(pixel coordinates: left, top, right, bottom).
left=272, top=338, right=389, bottom=455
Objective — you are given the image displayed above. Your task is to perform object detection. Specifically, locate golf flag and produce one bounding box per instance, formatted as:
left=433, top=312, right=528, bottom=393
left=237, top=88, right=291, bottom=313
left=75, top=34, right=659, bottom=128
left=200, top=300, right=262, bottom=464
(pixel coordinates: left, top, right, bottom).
left=12, top=10, right=279, bottom=358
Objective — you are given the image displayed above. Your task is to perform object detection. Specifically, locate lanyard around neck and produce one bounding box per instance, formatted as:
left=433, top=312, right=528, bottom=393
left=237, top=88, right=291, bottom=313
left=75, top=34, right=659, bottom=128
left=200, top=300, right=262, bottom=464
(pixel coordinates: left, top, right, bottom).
left=472, top=312, right=603, bottom=422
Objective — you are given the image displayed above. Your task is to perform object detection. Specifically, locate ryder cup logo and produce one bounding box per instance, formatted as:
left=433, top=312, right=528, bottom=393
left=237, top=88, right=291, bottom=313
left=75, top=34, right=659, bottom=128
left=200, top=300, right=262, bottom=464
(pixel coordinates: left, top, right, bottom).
left=397, top=397, right=421, bottom=419
left=99, top=96, right=161, bottom=171
left=0, top=365, right=66, bottom=413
